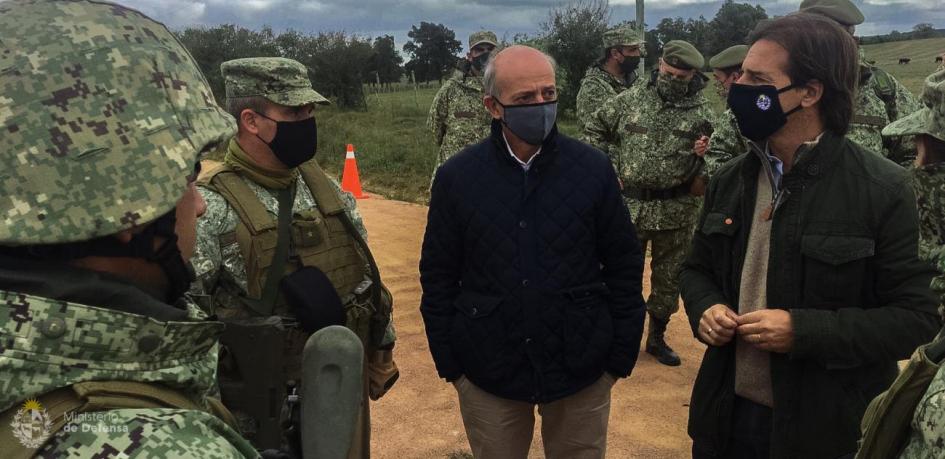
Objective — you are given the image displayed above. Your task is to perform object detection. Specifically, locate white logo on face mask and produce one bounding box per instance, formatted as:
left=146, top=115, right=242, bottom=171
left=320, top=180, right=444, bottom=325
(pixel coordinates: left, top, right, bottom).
left=756, top=94, right=772, bottom=111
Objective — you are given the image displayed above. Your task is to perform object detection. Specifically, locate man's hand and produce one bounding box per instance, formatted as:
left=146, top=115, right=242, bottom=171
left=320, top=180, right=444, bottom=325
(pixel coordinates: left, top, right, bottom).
left=698, top=304, right=739, bottom=346
left=693, top=135, right=710, bottom=157
left=736, top=310, right=794, bottom=353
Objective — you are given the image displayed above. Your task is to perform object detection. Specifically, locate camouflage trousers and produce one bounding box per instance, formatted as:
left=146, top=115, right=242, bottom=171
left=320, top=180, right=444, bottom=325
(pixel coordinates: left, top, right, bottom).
left=638, top=226, right=694, bottom=322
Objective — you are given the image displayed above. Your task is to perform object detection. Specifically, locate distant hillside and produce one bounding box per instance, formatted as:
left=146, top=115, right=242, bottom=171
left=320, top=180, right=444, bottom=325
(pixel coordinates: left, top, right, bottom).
left=862, top=37, right=945, bottom=95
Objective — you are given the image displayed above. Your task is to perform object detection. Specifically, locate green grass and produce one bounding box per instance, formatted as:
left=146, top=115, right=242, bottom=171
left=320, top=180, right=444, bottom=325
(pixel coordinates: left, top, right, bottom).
left=861, top=37, right=945, bottom=95
left=315, top=37, right=945, bottom=204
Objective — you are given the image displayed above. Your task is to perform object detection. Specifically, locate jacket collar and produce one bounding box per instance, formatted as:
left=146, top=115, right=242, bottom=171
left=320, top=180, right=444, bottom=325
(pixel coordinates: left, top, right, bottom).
left=743, top=131, right=845, bottom=186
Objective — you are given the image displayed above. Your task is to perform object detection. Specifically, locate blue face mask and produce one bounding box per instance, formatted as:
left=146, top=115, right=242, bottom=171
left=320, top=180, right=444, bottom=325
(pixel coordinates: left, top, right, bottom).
left=495, top=99, right=558, bottom=145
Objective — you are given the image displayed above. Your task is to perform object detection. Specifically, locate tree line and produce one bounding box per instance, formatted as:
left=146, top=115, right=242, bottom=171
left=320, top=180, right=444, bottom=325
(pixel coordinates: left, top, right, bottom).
left=175, top=0, right=937, bottom=113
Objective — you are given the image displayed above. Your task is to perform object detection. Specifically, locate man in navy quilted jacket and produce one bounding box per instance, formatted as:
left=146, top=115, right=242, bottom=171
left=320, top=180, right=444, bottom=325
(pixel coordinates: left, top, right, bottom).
left=419, top=45, right=647, bottom=459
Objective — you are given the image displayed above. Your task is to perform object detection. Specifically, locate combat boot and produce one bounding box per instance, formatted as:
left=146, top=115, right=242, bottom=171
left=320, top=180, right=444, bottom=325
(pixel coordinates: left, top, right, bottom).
left=646, top=314, right=681, bottom=366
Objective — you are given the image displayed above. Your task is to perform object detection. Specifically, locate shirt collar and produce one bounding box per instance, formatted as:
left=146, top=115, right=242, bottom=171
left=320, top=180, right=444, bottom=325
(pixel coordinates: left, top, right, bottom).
left=502, top=131, right=542, bottom=171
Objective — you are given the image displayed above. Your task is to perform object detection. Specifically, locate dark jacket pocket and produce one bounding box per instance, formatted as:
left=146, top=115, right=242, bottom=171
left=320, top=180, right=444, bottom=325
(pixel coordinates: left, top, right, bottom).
left=558, top=283, right=614, bottom=374
left=800, top=235, right=875, bottom=306
left=450, top=291, right=507, bottom=382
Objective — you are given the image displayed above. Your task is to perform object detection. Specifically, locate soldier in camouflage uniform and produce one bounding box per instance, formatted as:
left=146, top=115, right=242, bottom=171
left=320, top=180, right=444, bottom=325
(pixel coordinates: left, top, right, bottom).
left=584, top=41, right=715, bottom=367
left=697, top=45, right=749, bottom=179
left=857, top=68, right=945, bottom=459
left=576, top=26, right=644, bottom=130
left=192, top=57, right=396, bottom=457
left=0, top=0, right=257, bottom=457
left=800, top=0, right=921, bottom=165
left=427, top=31, right=497, bottom=170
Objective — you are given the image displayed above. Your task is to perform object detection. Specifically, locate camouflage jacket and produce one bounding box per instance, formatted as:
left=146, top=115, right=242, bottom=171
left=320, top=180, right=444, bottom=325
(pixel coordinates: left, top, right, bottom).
left=898, top=163, right=945, bottom=458
left=575, top=65, right=636, bottom=130
left=583, top=78, right=716, bottom=231
left=0, top=260, right=257, bottom=457
left=852, top=63, right=921, bottom=165
left=427, top=69, right=491, bottom=166
left=704, top=108, right=747, bottom=180
left=192, top=159, right=368, bottom=315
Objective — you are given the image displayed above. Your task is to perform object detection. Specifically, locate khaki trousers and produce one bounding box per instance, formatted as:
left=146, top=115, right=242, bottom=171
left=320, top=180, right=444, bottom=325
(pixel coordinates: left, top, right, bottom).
left=454, top=374, right=616, bottom=459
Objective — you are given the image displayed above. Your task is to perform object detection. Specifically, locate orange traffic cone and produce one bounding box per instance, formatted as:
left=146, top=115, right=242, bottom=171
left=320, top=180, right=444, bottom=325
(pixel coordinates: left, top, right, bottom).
left=341, top=144, right=368, bottom=199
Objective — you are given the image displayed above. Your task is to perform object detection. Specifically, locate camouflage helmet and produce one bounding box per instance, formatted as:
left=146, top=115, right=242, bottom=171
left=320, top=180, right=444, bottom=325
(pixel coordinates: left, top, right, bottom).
left=0, top=0, right=235, bottom=246
left=883, top=68, right=945, bottom=142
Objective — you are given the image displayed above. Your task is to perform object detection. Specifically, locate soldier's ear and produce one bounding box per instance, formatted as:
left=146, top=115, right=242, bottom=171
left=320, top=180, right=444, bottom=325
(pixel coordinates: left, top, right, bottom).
left=240, top=109, right=260, bottom=135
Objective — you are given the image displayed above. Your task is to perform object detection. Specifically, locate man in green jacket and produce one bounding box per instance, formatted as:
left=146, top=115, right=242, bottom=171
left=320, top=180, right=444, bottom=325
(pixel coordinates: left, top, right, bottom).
left=585, top=40, right=715, bottom=367
left=575, top=26, right=644, bottom=130
left=680, top=14, right=940, bottom=459
left=428, top=31, right=497, bottom=170
left=696, top=45, right=750, bottom=179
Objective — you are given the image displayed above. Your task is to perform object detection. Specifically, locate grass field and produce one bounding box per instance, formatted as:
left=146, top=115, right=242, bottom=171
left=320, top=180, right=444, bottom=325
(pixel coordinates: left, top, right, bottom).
left=316, top=37, right=945, bottom=204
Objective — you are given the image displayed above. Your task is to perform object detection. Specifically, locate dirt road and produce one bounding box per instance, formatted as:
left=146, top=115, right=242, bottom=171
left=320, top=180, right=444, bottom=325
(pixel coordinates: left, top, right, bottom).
left=360, top=196, right=704, bottom=459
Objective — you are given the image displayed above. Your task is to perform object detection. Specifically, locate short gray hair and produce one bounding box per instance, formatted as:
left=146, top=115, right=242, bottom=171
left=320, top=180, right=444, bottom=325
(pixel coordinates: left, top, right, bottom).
left=224, top=95, right=271, bottom=124
left=483, top=50, right=558, bottom=98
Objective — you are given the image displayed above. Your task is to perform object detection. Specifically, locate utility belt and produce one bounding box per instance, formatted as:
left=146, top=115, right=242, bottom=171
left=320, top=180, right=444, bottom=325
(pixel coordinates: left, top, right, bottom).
left=623, top=182, right=692, bottom=201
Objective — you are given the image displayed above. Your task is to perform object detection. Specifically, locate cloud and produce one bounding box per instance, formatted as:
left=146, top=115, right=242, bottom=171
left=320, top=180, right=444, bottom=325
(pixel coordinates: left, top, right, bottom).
left=93, top=0, right=941, bottom=53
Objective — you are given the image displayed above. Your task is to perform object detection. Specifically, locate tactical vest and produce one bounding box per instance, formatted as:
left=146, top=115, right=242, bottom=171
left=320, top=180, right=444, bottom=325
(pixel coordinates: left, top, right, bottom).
left=0, top=381, right=237, bottom=459
left=200, top=161, right=391, bottom=449
left=200, top=161, right=379, bottom=340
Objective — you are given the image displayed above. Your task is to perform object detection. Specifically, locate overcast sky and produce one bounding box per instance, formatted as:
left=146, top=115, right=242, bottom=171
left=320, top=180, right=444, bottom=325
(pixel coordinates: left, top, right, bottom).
left=25, top=0, right=945, bottom=53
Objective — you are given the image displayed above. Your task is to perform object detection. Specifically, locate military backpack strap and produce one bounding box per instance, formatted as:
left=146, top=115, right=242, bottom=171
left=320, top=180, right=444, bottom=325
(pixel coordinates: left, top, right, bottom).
left=242, top=186, right=295, bottom=316
left=298, top=162, right=346, bottom=215
left=0, top=381, right=238, bottom=459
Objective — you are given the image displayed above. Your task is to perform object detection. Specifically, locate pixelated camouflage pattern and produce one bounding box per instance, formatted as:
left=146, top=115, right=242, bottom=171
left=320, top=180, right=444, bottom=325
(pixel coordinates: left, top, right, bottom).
left=852, top=62, right=921, bottom=164
left=192, top=170, right=368, bottom=302
left=897, top=163, right=945, bottom=459
left=0, top=0, right=235, bottom=245
left=468, top=31, right=498, bottom=49
left=222, top=57, right=330, bottom=106
left=638, top=227, right=691, bottom=320
left=428, top=71, right=492, bottom=166
left=39, top=408, right=258, bottom=458
left=0, top=290, right=223, bottom=414
left=705, top=108, right=747, bottom=179
left=583, top=78, right=715, bottom=231
left=883, top=69, right=945, bottom=142
left=576, top=66, right=636, bottom=130
left=602, top=26, right=644, bottom=49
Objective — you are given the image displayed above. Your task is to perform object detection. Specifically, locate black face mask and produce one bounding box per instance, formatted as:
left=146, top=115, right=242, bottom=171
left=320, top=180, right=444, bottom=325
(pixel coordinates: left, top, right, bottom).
left=727, top=82, right=803, bottom=142
left=254, top=112, right=318, bottom=168
left=472, top=53, right=490, bottom=72
left=619, top=55, right=641, bottom=74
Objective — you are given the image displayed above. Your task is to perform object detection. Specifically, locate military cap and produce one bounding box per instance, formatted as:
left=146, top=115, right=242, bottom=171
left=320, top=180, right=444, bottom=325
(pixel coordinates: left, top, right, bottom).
left=469, top=31, right=498, bottom=50
left=603, top=26, right=644, bottom=49
left=883, top=69, right=945, bottom=142
left=222, top=57, right=330, bottom=106
left=798, top=0, right=865, bottom=26
left=709, top=45, right=749, bottom=70
left=662, top=40, right=704, bottom=70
